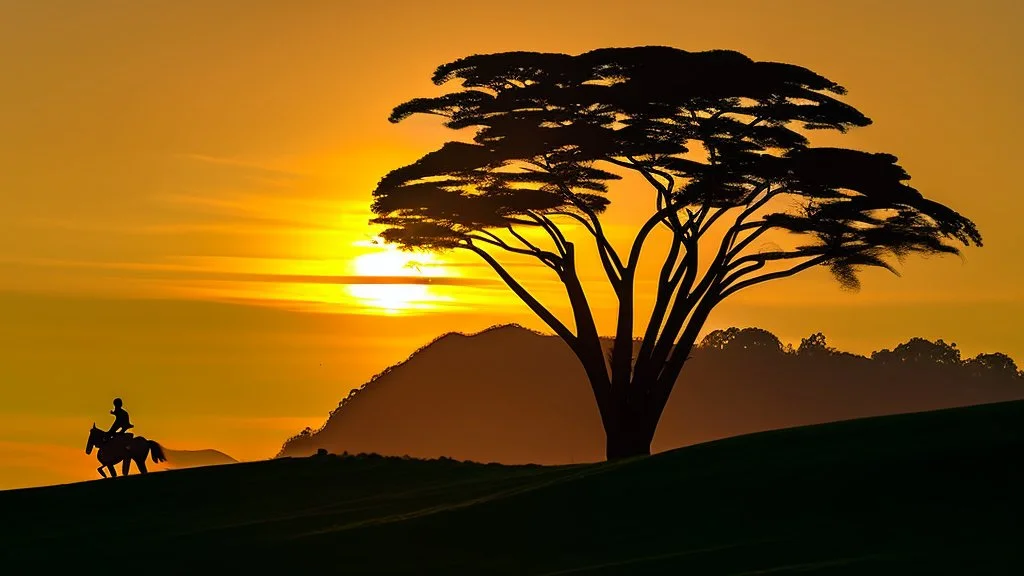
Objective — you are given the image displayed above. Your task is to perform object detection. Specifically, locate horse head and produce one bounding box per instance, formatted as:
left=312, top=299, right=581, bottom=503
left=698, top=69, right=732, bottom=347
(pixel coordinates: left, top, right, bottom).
left=86, top=423, right=100, bottom=455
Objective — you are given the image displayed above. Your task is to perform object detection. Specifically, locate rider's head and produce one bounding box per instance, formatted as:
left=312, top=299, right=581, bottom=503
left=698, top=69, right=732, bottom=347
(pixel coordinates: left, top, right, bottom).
left=113, top=397, right=123, bottom=408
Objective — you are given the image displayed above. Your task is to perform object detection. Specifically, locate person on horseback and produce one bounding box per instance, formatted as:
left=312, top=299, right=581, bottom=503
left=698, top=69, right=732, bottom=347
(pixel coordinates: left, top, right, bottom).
left=105, top=397, right=134, bottom=441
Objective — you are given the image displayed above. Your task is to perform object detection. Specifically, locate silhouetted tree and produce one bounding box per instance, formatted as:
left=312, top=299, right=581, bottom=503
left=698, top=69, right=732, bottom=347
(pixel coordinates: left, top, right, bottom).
left=700, top=327, right=783, bottom=354
left=872, top=337, right=962, bottom=366
left=965, top=352, right=1021, bottom=379
left=700, top=328, right=741, bottom=351
left=370, top=47, right=983, bottom=459
left=798, top=332, right=836, bottom=357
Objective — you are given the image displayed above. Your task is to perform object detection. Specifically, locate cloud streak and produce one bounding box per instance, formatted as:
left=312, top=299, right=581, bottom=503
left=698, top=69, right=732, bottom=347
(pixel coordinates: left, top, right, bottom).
left=180, top=272, right=499, bottom=287
left=26, top=216, right=343, bottom=236
left=173, top=153, right=309, bottom=178
left=0, top=257, right=500, bottom=287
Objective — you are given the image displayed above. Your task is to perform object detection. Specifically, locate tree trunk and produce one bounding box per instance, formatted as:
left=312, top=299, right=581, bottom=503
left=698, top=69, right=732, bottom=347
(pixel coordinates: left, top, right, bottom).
left=605, top=423, right=653, bottom=460
left=604, top=390, right=655, bottom=460
left=602, top=374, right=665, bottom=461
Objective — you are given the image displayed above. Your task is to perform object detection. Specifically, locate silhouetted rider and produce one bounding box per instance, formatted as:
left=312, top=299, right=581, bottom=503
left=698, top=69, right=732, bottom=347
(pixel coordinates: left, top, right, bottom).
left=105, top=397, right=134, bottom=440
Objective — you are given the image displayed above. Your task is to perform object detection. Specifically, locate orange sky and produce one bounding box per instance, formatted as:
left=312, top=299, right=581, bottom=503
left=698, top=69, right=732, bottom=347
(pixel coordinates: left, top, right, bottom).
left=1, top=0, right=1021, bottom=489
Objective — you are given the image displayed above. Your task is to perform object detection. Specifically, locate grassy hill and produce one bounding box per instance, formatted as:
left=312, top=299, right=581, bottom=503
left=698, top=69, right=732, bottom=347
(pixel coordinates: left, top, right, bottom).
left=3, top=400, right=1023, bottom=573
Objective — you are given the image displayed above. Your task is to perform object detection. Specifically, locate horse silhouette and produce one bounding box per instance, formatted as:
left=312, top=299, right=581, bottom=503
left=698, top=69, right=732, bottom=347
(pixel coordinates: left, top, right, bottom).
left=86, top=424, right=166, bottom=478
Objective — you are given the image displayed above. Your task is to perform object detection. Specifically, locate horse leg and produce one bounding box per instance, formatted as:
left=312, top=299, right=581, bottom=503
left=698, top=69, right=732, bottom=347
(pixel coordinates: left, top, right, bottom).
left=122, top=457, right=132, bottom=476
left=136, top=456, right=148, bottom=474
left=107, top=464, right=117, bottom=478
left=98, top=465, right=107, bottom=478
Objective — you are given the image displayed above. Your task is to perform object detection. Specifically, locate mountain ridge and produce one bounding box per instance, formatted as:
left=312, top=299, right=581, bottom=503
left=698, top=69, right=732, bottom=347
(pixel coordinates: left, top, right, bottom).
left=279, top=324, right=1024, bottom=463
left=161, top=447, right=238, bottom=469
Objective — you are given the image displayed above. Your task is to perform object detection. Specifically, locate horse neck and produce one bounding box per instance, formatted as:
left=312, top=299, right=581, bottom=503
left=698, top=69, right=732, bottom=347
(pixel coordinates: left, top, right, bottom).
left=92, top=433, right=113, bottom=449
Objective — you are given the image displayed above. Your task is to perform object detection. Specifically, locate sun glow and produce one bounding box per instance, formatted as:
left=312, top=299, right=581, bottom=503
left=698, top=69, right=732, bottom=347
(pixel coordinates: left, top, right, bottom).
left=345, top=240, right=453, bottom=315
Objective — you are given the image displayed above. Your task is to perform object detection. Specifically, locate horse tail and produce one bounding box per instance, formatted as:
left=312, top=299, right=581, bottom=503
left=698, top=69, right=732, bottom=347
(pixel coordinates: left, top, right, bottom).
left=149, top=440, right=166, bottom=463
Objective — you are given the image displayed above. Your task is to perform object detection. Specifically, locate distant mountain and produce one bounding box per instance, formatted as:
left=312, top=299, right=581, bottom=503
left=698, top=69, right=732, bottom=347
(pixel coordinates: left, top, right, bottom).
left=161, top=448, right=238, bottom=469
left=278, top=324, right=1024, bottom=464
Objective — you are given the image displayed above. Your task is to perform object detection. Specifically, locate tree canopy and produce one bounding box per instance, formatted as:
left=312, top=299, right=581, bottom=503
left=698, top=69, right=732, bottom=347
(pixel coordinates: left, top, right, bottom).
left=369, top=46, right=983, bottom=459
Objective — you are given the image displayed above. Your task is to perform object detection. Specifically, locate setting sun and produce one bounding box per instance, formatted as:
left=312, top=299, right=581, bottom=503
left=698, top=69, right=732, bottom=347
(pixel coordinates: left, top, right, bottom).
left=346, top=241, right=453, bottom=314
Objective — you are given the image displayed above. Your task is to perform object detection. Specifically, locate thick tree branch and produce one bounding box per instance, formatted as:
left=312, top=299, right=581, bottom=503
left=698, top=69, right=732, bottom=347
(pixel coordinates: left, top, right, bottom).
left=609, top=276, right=635, bottom=404
left=551, top=210, right=598, bottom=235
left=465, top=232, right=562, bottom=271
left=724, top=223, right=774, bottom=260
left=525, top=210, right=569, bottom=257
left=507, top=225, right=547, bottom=256
left=632, top=228, right=686, bottom=379
left=697, top=206, right=732, bottom=237
left=639, top=185, right=792, bottom=388
left=690, top=205, right=710, bottom=232
left=718, top=254, right=831, bottom=300
left=719, top=260, right=765, bottom=287
left=633, top=188, right=772, bottom=382
left=557, top=242, right=613, bottom=421
left=648, top=290, right=720, bottom=422
left=625, top=199, right=703, bottom=272
left=646, top=187, right=774, bottom=394
left=605, top=156, right=684, bottom=234
left=548, top=202, right=624, bottom=287
left=461, top=242, right=576, bottom=345
left=642, top=196, right=761, bottom=377
left=545, top=163, right=624, bottom=266
left=736, top=186, right=780, bottom=222
left=694, top=184, right=774, bottom=238
left=639, top=232, right=713, bottom=380
left=564, top=194, right=626, bottom=275
left=726, top=247, right=828, bottom=273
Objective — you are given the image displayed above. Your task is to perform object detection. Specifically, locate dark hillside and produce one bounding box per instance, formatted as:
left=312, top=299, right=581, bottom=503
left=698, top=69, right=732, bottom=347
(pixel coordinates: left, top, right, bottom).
left=3, top=400, right=1023, bottom=574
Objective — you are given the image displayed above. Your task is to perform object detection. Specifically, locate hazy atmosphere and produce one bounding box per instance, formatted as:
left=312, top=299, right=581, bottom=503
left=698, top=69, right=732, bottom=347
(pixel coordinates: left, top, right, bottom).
left=2, top=0, right=1021, bottom=490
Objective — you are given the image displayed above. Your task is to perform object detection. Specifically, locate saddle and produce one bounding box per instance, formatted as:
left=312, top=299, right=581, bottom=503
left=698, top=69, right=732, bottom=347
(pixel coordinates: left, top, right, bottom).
left=107, top=429, right=135, bottom=441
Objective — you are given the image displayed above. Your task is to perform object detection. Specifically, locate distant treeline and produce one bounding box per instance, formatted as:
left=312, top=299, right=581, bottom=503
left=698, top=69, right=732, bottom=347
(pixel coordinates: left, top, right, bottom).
left=696, top=327, right=1022, bottom=379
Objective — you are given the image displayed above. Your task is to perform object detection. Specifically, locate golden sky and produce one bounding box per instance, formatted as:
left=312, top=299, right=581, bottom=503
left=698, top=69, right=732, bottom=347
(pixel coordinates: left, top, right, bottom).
left=1, top=0, right=1021, bottom=489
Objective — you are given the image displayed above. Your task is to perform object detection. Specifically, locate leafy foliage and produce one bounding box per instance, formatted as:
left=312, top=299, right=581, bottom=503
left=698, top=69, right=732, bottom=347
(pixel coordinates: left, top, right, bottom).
left=373, top=46, right=980, bottom=291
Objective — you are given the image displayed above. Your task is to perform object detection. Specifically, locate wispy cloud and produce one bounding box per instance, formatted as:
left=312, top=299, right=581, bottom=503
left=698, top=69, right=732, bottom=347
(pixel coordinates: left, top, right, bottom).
left=0, top=257, right=499, bottom=287
left=173, top=153, right=309, bottom=178
left=175, top=272, right=499, bottom=286
left=25, top=216, right=340, bottom=235
left=159, top=191, right=365, bottom=218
